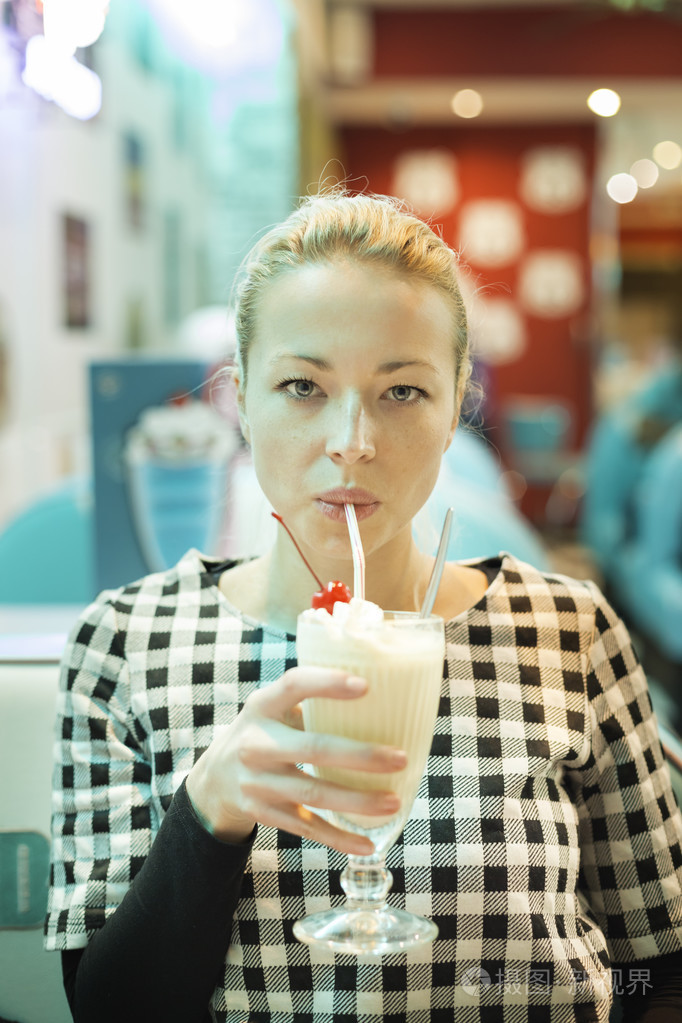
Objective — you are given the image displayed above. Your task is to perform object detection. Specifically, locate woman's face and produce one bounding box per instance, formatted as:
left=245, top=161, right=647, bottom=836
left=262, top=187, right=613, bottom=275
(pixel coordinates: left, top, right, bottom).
left=236, top=259, right=460, bottom=563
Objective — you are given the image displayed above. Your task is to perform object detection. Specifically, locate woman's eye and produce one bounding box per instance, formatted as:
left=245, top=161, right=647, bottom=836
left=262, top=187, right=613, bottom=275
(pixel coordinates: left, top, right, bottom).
left=278, top=378, right=320, bottom=399
left=386, top=384, right=426, bottom=403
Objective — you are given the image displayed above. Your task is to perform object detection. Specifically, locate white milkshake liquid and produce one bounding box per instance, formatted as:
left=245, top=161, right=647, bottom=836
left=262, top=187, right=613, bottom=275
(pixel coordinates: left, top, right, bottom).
left=296, top=604, right=444, bottom=832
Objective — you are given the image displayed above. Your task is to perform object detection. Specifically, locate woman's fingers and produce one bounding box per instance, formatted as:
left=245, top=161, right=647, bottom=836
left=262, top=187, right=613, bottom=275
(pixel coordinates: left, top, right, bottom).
left=248, top=666, right=368, bottom=719
left=253, top=800, right=376, bottom=857
left=241, top=668, right=408, bottom=773
left=238, top=716, right=407, bottom=775
left=244, top=762, right=401, bottom=817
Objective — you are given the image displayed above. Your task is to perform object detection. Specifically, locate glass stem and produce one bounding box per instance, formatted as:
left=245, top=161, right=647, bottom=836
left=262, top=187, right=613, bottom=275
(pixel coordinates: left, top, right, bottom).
left=341, top=854, right=393, bottom=910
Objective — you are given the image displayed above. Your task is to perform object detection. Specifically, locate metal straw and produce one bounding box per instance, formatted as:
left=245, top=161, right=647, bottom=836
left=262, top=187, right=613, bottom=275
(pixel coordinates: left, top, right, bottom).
left=420, top=508, right=453, bottom=618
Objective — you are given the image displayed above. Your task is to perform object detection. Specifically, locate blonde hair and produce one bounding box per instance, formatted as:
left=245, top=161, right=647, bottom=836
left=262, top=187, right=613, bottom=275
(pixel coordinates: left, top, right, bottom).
left=232, top=190, right=471, bottom=401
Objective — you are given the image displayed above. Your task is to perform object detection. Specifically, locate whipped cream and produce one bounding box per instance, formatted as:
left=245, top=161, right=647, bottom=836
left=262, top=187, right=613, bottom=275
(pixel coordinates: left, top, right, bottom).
left=302, top=596, right=383, bottom=629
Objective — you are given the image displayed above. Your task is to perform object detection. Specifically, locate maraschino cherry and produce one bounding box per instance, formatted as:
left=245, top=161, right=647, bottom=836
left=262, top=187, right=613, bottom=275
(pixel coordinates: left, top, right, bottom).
left=311, top=579, right=352, bottom=612
left=272, top=513, right=351, bottom=613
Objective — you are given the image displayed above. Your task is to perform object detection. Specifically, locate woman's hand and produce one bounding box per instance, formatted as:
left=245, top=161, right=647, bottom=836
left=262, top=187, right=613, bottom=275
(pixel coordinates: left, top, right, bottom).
left=185, top=667, right=407, bottom=856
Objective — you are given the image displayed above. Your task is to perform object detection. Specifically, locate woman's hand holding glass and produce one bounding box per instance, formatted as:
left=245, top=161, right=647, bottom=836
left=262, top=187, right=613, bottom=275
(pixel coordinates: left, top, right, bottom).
left=185, top=666, right=407, bottom=855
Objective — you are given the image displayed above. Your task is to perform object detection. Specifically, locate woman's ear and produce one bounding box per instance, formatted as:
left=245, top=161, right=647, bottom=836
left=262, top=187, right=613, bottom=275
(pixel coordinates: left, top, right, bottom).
left=233, top=368, right=251, bottom=446
left=444, top=405, right=460, bottom=452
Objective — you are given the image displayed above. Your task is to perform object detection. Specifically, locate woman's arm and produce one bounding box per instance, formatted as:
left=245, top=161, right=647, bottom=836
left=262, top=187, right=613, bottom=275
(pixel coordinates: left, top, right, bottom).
left=61, top=778, right=254, bottom=1023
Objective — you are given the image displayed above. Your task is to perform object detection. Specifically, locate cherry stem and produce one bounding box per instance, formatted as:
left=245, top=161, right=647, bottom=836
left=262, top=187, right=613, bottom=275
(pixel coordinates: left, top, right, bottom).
left=271, top=512, right=324, bottom=589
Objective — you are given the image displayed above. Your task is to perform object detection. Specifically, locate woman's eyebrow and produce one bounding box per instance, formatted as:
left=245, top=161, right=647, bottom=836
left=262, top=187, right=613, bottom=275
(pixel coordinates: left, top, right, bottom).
left=378, top=359, right=437, bottom=373
left=270, top=354, right=437, bottom=373
left=270, top=354, right=331, bottom=370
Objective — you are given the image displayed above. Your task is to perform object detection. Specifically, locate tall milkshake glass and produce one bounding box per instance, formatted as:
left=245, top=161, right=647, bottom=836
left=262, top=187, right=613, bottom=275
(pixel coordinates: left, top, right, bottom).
left=293, top=606, right=444, bottom=955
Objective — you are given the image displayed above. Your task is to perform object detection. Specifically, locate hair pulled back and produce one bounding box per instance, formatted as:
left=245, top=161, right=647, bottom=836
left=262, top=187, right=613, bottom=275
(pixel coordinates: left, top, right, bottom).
left=232, top=190, right=471, bottom=401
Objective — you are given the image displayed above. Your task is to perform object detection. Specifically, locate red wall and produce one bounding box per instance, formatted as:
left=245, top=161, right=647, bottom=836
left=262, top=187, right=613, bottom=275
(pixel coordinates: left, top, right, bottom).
left=340, top=123, right=595, bottom=429
left=373, top=6, right=682, bottom=78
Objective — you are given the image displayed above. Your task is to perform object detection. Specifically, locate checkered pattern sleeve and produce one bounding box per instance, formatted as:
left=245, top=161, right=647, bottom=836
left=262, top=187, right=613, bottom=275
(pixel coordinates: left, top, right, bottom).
left=565, top=583, right=682, bottom=963
left=45, top=592, right=153, bottom=950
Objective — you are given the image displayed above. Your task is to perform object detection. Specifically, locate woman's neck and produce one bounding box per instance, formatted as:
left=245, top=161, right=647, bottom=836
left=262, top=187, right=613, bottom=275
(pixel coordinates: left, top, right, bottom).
left=259, top=529, right=433, bottom=632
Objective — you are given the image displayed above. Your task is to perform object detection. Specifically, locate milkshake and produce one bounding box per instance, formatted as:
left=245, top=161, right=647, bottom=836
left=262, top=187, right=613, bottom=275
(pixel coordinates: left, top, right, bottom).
left=291, top=502, right=446, bottom=953
left=297, top=599, right=444, bottom=843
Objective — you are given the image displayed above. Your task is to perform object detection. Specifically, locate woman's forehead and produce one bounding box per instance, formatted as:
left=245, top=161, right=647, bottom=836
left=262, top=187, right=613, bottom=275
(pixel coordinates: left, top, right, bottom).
left=246, top=261, right=458, bottom=379
left=256, top=260, right=453, bottom=327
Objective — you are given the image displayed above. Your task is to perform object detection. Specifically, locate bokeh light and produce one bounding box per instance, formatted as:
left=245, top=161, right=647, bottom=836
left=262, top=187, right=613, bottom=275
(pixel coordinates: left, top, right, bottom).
left=652, top=140, right=682, bottom=170
left=451, top=89, right=483, bottom=118
left=630, top=158, right=659, bottom=188
left=606, top=173, right=638, bottom=204
left=587, top=88, right=621, bottom=117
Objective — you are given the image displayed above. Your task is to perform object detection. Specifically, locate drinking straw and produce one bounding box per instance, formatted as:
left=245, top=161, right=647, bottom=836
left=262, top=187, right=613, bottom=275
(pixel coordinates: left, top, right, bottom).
left=344, top=503, right=365, bottom=600
left=420, top=507, right=453, bottom=618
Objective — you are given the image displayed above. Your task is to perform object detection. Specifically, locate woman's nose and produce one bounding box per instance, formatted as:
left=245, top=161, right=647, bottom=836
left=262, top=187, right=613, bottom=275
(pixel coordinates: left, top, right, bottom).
left=325, top=396, right=376, bottom=464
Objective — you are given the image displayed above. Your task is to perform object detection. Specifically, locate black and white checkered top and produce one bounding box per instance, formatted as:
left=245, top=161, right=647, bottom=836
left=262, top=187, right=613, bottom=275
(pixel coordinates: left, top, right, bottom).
left=45, top=550, right=682, bottom=1022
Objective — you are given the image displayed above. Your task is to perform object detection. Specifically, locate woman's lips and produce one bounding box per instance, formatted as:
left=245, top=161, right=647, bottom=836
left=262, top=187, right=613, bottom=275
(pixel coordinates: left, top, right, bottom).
left=315, top=488, right=380, bottom=522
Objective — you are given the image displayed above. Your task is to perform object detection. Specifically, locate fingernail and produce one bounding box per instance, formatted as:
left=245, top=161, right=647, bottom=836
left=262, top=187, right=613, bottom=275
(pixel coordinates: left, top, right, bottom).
left=345, top=675, right=366, bottom=691
left=387, top=747, right=408, bottom=767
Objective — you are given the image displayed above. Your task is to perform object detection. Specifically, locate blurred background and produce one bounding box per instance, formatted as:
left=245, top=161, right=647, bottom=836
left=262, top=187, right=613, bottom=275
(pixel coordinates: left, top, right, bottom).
left=2, top=0, right=681, bottom=666
left=1, top=2, right=682, bottom=1017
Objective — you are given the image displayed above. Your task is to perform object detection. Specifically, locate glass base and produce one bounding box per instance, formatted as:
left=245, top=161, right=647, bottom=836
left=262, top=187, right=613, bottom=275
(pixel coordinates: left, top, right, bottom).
left=292, top=905, right=438, bottom=955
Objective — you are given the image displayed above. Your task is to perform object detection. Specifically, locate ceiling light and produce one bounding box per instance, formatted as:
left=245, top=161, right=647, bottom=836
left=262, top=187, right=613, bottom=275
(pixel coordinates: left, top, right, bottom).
left=451, top=89, right=483, bottom=119
left=42, top=0, right=109, bottom=56
left=146, top=0, right=283, bottom=78
left=587, top=88, right=621, bottom=117
left=652, top=140, right=682, bottom=170
left=22, top=34, right=102, bottom=119
left=630, top=159, right=659, bottom=188
left=606, top=173, right=638, bottom=204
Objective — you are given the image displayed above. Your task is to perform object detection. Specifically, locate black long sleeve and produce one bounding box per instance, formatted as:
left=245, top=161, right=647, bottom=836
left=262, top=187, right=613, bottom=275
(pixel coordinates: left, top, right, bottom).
left=615, top=948, right=682, bottom=1022
left=60, top=779, right=255, bottom=1023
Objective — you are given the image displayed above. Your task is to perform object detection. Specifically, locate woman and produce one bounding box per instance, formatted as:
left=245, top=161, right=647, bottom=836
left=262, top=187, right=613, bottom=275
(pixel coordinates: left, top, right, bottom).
left=45, top=193, right=682, bottom=1022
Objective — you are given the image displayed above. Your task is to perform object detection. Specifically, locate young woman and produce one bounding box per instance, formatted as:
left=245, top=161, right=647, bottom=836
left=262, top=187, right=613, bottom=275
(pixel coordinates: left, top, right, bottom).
left=45, top=193, right=682, bottom=1022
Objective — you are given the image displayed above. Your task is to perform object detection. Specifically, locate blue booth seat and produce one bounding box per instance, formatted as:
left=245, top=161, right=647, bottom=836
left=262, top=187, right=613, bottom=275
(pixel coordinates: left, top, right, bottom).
left=581, top=364, right=682, bottom=580
left=501, top=396, right=575, bottom=486
left=424, top=428, right=550, bottom=570
left=617, top=423, right=682, bottom=663
left=0, top=477, right=94, bottom=605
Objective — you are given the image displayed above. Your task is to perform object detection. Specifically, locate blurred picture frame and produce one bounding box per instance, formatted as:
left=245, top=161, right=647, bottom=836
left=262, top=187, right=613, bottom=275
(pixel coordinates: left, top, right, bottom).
left=124, top=132, right=144, bottom=230
left=0, top=304, right=8, bottom=427
left=62, top=213, right=91, bottom=329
